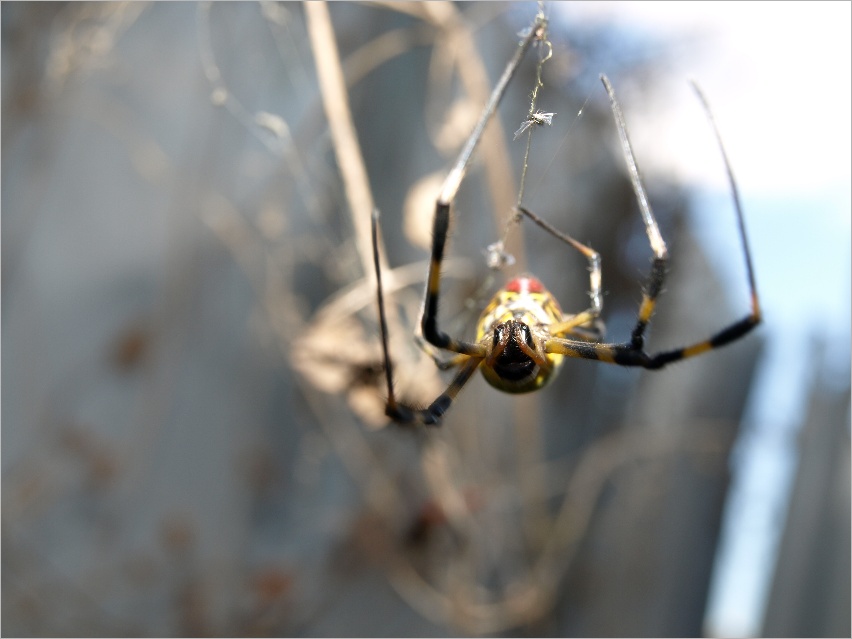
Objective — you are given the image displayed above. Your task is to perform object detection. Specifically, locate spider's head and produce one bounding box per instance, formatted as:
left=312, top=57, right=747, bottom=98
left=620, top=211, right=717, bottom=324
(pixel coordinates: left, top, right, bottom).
left=481, top=319, right=551, bottom=393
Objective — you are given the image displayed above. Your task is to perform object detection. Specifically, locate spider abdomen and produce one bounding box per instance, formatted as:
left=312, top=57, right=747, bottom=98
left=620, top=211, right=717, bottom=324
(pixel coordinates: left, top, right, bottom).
left=476, top=276, right=565, bottom=393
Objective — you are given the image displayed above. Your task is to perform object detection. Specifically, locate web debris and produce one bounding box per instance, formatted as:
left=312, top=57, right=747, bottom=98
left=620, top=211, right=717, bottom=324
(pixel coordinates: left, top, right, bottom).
left=513, top=110, right=556, bottom=140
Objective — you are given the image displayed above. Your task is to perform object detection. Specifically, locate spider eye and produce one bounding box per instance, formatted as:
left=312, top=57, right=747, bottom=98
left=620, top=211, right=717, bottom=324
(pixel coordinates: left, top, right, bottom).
left=518, top=323, right=534, bottom=348
left=492, top=324, right=506, bottom=348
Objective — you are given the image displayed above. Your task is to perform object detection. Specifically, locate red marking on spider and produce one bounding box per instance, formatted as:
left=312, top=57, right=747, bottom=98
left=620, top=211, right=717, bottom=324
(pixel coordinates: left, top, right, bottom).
left=505, top=275, right=545, bottom=294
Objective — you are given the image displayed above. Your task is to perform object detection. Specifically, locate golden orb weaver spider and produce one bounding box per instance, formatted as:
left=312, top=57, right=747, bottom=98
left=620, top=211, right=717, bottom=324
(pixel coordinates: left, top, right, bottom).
left=371, top=15, right=761, bottom=426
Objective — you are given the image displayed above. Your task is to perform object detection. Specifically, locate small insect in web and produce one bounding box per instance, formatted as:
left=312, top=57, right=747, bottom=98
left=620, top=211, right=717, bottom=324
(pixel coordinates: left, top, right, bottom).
left=371, top=13, right=761, bottom=426
left=513, top=110, right=556, bottom=140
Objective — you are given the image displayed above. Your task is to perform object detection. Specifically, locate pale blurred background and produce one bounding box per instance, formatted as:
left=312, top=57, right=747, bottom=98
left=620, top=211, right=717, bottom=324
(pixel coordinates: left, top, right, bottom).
left=3, top=2, right=849, bottom=636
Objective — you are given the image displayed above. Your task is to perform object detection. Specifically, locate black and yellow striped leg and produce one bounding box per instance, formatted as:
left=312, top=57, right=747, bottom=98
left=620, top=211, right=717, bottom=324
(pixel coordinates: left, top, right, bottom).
left=372, top=209, right=486, bottom=425
left=421, top=355, right=483, bottom=425
left=601, top=74, right=671, bottom=351
left=543, top=78, right=761, bottom=370
left=420, top=202, right=487, bottom=357
left=384, top=356, right=483, bottom=426
left=379, top=360, right=485, bottom=424
left=640, top=309, right=760, bottom=368
left=370, top=13, right=547, bottom=426
left=545, top=304, right=759, bottom=369
left=639, top=81, right=763, bottom=367
left=420, top=15, right=547, bottom=357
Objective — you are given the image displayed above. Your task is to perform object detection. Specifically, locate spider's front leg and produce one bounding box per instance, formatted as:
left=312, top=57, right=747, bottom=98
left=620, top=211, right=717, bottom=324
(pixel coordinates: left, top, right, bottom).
left=603, top=74, right=759, bottom=367
left=419, top=200, right=488, bottom=358
left=600, top=74, right=670, bottom=352
left=419, top=15, right=546, bottom=359
left=542, top=77, right=760, bottom=371
left=370, top=13, right=547, bottom=425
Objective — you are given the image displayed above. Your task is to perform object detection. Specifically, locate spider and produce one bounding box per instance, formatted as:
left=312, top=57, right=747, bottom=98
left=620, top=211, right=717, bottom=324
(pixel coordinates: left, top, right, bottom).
left=371, top=15, right=761, bottom=426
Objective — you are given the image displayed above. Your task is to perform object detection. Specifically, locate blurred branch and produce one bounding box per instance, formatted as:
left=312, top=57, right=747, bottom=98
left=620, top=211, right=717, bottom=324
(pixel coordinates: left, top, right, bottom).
left=304, top=1, right=382, bottom=282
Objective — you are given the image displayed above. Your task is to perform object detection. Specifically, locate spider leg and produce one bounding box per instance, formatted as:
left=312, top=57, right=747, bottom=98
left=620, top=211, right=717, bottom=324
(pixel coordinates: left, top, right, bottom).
left=543, top=78, right=760, bottom=369
left=420, top=16, right=546, bottom=357
left=601, top=74, right=670, bottom=351
left=690, top=80, right=761, bottom=320
left=545, top=308, right=758, bottom=370
left=385, top=356, right=484, bottom=425
left=639, top=81, right=761, bottom=365
left=517, top=205, right=603, bottom=336
left=561, top=322, right=606, bottom=342
left=370, top=13, right=552, bottom=425
left=372, top=209, right=485, bottom=424
left=417, top=355, right=483, bottom=424
left=414, top=334, right=469, bottom=370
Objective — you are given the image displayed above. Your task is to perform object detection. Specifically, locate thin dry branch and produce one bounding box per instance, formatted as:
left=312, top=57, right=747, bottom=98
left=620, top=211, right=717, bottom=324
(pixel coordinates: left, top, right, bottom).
left=304, top=1, right=385, bottom=281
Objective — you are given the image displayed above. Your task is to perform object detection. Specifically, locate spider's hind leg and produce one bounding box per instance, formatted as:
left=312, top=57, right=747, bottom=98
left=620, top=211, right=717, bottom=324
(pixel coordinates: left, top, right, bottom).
left=419, top=14, right=547, bottom=357
left=370, top=209, right=484, bottom=425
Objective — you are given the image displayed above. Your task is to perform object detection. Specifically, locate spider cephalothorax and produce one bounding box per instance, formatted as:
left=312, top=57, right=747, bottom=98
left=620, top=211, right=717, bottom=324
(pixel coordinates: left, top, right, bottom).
left=370, top=12, right=760, bottom=426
